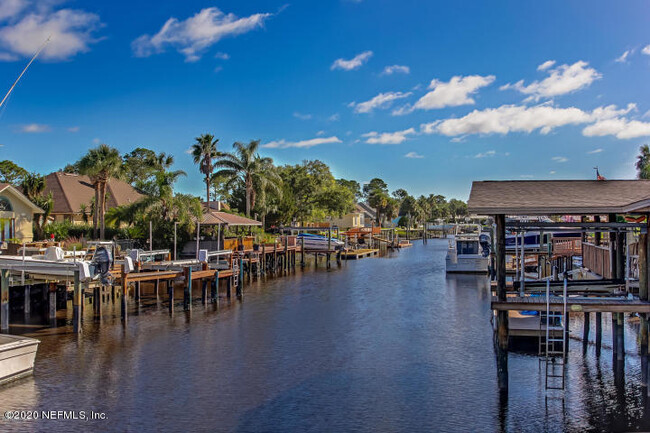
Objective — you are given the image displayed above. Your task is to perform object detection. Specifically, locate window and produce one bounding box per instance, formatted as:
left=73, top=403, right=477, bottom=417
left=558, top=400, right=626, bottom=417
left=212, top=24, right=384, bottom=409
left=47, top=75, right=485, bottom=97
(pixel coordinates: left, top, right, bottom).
left=0, top=197, right=12, bottom=212
left=0, top=218, right=14, bottom=242
left=457, top=241, right=479, bottom=255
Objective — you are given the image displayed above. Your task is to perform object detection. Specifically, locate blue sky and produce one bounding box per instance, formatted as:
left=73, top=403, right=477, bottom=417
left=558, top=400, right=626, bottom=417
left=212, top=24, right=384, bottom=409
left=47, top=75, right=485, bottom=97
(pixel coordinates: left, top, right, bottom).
left=1, top=0, right=650, bottom=200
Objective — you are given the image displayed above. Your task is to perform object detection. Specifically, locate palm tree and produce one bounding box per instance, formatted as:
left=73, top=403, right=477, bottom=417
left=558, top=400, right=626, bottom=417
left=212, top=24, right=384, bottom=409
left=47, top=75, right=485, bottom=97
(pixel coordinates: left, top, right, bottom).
left=21, top=173, right=52, bottom=240
left=191, top=134, right=219, bottom=212
left=214, top=140, right=282, bottom=217
left=77, top=144, right=122, bottom=239
left=637, top=145, right=650, bottom=179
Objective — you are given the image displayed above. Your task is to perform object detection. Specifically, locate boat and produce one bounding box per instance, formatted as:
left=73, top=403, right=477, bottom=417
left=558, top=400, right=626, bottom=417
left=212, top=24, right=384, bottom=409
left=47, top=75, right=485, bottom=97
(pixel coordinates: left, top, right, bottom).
left=297, top=233, right=344, bottom=251
left=445, top=233, right=490, bottom=273
left=0, top=334, right=39, bottom=384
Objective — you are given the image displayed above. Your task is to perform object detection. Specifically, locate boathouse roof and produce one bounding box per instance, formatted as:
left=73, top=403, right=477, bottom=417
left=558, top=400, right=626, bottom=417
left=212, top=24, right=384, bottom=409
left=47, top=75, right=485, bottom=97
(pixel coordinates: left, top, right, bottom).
left=468, top=180, right=650, bottom=215
left=201, top=211, right=262, bottom=226
left=44, top=172, right=144, bottom=215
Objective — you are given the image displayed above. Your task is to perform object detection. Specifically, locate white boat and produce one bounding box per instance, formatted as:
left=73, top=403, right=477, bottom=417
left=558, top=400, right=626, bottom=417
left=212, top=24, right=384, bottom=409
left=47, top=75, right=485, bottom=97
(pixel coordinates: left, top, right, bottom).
left=297, top=233, right=344, bottom=252
left=445, top=233, right=490, bottom=273
left=0, top=335, right=39, bottom=384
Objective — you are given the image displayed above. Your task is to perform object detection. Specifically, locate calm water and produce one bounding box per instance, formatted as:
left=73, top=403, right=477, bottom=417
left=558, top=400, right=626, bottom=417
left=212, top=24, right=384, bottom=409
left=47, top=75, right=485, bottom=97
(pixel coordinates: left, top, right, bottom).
left=0, top=240, right=649, bottom=432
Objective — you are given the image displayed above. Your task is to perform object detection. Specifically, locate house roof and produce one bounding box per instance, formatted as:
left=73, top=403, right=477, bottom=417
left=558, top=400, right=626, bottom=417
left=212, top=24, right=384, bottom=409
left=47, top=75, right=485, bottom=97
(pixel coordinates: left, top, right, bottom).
left=200, top=211, right=262, bottom=226
left=0, top=183, right=44, bottom=213
left=356, top=202, right=376, bottom=218
left=201, top=201, right=231, bottom=211
left=468, top=180, right=650, bottom=215
left=44, top=172, right=144, bottom=215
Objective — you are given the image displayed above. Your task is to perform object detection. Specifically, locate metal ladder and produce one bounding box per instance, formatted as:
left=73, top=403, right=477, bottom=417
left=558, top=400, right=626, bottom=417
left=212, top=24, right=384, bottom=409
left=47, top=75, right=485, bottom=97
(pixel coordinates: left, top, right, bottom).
left=538, top=279, right=568, bottom=390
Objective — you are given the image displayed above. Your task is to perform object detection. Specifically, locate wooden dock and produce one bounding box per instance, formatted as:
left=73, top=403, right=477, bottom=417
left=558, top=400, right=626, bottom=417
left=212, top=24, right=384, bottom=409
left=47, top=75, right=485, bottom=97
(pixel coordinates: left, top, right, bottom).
left=341, top=249, right=379, bottom=260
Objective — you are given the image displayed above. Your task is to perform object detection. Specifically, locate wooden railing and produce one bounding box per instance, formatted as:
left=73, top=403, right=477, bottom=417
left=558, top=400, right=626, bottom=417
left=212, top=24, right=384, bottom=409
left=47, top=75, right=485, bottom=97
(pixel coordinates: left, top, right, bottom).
left=552, top=238, right=582, bottom=257
left=582, top=242, right=611, bottom=278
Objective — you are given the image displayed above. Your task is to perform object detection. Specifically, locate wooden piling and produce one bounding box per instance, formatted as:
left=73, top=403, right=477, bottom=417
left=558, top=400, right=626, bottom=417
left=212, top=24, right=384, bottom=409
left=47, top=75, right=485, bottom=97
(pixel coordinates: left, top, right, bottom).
left=641, top=315, right=649, bottom=388
left=595, top=311, right=602, bottom=356
left=183, top=267, right=192, bottom=311
left=121, top=265, right=128, bottom=322
left=641, top=227, right=648, bottom=301
left=300, top=237, right=305, bottom=268
left=0, top=270, right=8, bottom=332
left=48, top=282, right=57, bottom=321
left=202, top=279, right=208, bottom=305
left=237, top=257, right=243, bottom=298
left=93, top=286, right=101, bottom=318
left=23, top=285, right=30, bottom=316
left=154, top=279, right=160, bottom=301
left=168, top=280, right=174, bottom=314
left=73, top=270, right=82, bottom=334
left=211, top=271, right=219, bottom=304
left=495, top=214, right=508, bottom=393
left=583, top=312, right=590, bottom=354
left=616, top=312, right=625, bottom=361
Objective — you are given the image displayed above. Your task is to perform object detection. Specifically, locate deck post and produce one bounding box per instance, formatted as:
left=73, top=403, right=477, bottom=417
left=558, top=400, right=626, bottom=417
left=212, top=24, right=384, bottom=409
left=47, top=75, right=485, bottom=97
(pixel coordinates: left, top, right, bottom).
left=616, top=313, right=625, bottom=362
left=121, top=265, right=128, bottom=322
left=594, top=215, right=601, bottom=246
left=73, top=270, right=82, bottom=334
left=168, top=280, right=174, bottom=314
left=494, top=214, right=508, bottom=393
left=582, top=312, right=590, bottom=354
left=301, top=237, right=305, bottom=268
left=212, top=271, right=219, bottom=304
left=595, top=312, right=602, bottom=356
left=94, top=286, right=101, bottom=318
left=184, top=267, right=192, bottom=311
left=48, top=282, right=57, bottom=321
left=284, top=236, right=289, bottom=272
left=641, top=225, right=649, bottom=301
left=609, top=214, right=618, bottom=279
left=23, top=284, right=30, bottom=316
left=612, top=313, right=618, bottom=358
left=154, top=279, right=159, bottom=301
left=202, top=279, right=207, bottom=305
left=261, top=244, right=266, bottom=275
left=0, top=269, right=9, bottom=332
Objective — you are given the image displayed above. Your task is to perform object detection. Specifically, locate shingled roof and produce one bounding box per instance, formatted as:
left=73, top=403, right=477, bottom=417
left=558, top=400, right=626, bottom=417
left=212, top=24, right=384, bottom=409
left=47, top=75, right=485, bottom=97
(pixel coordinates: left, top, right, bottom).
left=44, top=172, right=144, bottom=215
left=468, top=180, right=650, bottom=215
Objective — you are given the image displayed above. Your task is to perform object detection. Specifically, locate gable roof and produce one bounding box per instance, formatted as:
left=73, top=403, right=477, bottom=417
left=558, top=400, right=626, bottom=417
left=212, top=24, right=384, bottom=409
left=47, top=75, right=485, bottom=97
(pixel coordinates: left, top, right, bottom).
left=0, top=183, right=44, bottom=213
left=44, top=172, right=144, bottom=215
left=468, top=180, right=650, bottom=215
left=356, top=202, right=376, bottom=218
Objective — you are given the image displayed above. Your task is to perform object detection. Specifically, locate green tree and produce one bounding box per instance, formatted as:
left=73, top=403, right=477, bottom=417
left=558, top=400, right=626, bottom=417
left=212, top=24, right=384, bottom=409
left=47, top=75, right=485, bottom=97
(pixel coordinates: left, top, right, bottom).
left=122, top=147, right=174, bottom=189
left=637, top=145, right=650, bottom=179
left=191, top=134, right=219, bottom=211
left=214, top=140, right=281, bottom=217
left=21, top=172, right=52, bottom=240
left=76, top=144, right=122, bottom=239
left=448, top=198, right=468, bottom=222
left=364, top=178, right=390, bottom=225
left=0, top=160, right=27, bottom=185
left=336, top=179, right=362, bottom=201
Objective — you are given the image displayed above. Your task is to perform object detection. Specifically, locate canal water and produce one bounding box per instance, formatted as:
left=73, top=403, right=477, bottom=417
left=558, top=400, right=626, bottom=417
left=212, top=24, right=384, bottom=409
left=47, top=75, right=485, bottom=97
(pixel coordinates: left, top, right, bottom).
left=0, top=240, right=649, bottom=432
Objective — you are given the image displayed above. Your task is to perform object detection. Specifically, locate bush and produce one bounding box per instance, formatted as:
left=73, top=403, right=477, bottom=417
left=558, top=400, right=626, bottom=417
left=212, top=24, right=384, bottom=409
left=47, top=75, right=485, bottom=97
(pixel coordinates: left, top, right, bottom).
left=42, top=221, right=138, bottom=242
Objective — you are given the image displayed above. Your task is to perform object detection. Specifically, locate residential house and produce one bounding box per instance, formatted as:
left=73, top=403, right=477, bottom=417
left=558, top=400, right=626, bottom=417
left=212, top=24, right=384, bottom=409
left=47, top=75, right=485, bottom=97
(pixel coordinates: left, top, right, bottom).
left=0, top=183, right=43, bottom=242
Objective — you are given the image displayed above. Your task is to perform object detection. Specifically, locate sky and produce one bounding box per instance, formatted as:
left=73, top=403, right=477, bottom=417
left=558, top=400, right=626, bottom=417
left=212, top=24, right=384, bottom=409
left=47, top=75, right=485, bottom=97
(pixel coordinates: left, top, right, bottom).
left=1, top=0, right=650, bottom=201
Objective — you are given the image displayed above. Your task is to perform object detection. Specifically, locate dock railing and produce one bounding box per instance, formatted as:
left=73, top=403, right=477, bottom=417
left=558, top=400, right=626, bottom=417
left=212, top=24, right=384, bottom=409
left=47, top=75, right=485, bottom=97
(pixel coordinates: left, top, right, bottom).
left=582, top=242, right=611, bottom=279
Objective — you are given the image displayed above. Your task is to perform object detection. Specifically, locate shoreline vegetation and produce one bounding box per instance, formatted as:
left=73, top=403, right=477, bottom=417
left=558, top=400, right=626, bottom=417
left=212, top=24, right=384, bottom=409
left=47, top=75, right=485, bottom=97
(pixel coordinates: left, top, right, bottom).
left=2, top=136, right=471, bottom=252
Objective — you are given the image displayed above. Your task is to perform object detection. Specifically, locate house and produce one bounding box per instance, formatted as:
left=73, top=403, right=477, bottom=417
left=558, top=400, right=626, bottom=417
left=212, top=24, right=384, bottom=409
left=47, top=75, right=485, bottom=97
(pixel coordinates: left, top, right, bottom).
left=202, top=201, right=230, bottom=212
left=0, top=183, right=43, bottom=242
left=356, top=202, right=377, bottom=227
left=43, top=172, right=144, bottom=223
left=327, top=203, right=378, bottom=229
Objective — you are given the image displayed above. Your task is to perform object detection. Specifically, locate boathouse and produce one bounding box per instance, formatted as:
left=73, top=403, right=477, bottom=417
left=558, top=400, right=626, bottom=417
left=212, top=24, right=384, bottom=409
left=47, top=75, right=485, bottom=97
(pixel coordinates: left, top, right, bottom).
left=0, top=183, right=43, bottom=243
left=468, top=179, right=650, bottom=393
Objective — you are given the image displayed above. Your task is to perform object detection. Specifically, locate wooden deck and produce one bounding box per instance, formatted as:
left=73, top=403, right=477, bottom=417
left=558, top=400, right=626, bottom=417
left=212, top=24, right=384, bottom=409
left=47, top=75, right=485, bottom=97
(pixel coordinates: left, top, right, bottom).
left=341, top=249, right=379, bottom=260
left=492, top=295, right=650, bottom=313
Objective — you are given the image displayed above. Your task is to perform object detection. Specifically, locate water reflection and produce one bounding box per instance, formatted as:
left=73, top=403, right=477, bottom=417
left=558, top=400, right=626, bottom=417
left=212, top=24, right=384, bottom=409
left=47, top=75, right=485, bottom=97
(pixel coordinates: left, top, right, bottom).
left=0, top=241, right=648, bottom=431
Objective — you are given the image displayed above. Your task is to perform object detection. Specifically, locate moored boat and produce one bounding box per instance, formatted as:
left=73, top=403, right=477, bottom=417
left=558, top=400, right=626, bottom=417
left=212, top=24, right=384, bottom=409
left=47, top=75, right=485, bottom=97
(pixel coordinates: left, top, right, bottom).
left=297, top=233, right=344, bottom=251
left=445, top=233, right=490, bottom=273
left=0, top=335, right=39, bottom=384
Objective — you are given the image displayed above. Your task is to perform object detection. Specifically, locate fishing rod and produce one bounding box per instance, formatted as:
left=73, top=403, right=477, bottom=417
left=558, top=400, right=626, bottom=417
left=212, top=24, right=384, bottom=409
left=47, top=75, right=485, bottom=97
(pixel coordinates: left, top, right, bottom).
left=0, top=36, right=51, bottom=111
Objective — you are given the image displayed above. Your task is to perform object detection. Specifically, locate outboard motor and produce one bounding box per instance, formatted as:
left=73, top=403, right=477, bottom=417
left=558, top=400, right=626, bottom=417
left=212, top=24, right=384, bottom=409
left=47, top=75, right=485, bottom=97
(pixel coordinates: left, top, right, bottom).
left=92, top=246, right=113, bottom=285
left=479, top=233, right=491, bottom=258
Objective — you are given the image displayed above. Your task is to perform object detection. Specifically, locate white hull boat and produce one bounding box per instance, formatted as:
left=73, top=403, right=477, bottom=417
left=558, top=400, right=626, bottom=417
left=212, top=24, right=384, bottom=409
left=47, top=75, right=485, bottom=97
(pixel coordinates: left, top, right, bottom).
left=298, top=234, right=344, bottom=252
left=446, top=233, right=490, bottom=273
left=0, top=335, right=39, bottom=384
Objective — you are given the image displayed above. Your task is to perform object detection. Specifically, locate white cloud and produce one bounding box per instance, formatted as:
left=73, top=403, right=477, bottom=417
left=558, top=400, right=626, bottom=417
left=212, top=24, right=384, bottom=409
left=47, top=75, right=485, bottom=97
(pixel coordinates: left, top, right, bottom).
left=381, top=64, right=410, bottom=75
left=363, top=128, right=415, bottom=145
left=615, top=50, right=632, bottom=63
left=404, top=151, right=424, bottom=159
left=582, top=117, right=650, bottom=139
left=643, top=45, right=650, bottom=55
left=316, top=130, right=325, bottom=136
left=132, top=7, right=271, bottom=62
left=0, top=0, right=26, bottom=20
left=412, top=75, right=495, bottom=111
left=293, top=112, right=312, bottom=120
left=20, top=123, right=50, bottom=133
left=537, top=60, right=556, bottom=71
left=474, top=150, right=496, bottom=158
left=328, top=113, right=340, bottom=122
left=330, top=51, right=373, bottom=71
left=552, top=156, right=568, bottom=163
left=263, top=136, right=341, bottom=149
left=500, top=61, right=601, bottom=101
left=422, top=104, right=591, bottom=136
left=352, top=91, right=411, bottom=114
left=214, top=52, right=229, bottom=60
left=549, top=170, right=556, bottom=174
left=587, top=148, right=603, bottom=154
left=67, top=126, right=80, bottom=133
left=0, top=5, right=101, bottom=61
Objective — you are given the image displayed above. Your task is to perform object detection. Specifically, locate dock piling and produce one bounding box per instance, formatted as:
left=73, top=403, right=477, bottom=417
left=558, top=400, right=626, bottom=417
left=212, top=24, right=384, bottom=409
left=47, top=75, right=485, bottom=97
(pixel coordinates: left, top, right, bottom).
left=73, top=270, right=82, bottom=334
left=582, top=312, right=590, bottom=354
left=595, top=311, right=602, bottom=356
left=183, top=267, right=192, bottom=311
left=48, top=282, right=57, bottom=322
left=1, top=269, right=8, bottom=332
left=23, top=285, right=30, bottom=316
left=168, top=281, right=174, bottom=314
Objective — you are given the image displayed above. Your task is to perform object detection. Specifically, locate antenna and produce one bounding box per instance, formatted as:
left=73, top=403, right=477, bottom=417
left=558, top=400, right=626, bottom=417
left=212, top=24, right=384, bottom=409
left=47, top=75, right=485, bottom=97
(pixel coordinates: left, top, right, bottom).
left=0, top=35, right=51, bottom=111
